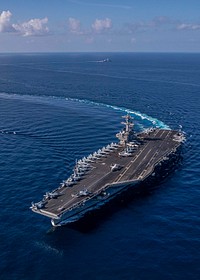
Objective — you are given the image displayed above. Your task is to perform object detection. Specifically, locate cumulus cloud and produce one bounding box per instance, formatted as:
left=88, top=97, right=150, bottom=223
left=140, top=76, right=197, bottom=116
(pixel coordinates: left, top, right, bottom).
left=0, top=10, right=49, bottom=36
left=68, top=17, right=81, bottom=34
left=92, top=18, right=112, bottom=32
left=12, top=17, right=49, bottom=36
left=177, top=23, right=200, bottom=30
left=67, top=17, right=112, bottom=36
left=0, top=10, right=13, bottom=32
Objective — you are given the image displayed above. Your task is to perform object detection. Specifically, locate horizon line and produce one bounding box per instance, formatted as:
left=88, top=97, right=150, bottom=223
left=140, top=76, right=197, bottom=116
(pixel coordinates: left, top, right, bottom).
left=0, top=51, right=200, bottom=54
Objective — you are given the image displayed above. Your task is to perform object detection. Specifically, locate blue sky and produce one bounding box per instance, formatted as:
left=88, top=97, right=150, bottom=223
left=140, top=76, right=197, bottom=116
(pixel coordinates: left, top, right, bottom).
left=0, top=0, right=200, bottom=52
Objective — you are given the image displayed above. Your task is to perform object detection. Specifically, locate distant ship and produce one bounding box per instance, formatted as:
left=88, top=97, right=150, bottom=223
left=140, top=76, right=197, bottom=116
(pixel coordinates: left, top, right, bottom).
left=98, top=58, right=111, bottom=63
left=31, top=115, right=185, bottom=226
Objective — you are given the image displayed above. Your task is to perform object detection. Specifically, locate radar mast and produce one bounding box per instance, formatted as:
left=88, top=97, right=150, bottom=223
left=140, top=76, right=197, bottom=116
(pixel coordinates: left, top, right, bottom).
left=116, top=115, right=135, bottom=145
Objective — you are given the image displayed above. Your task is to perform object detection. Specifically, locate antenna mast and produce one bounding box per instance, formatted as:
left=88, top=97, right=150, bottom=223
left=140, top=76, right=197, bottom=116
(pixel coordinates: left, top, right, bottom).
left=116, top=115, right=135, bottom=145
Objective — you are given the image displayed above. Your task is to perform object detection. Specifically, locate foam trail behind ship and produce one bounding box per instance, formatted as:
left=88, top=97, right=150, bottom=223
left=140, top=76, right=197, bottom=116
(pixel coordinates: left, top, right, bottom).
left=0, top=92, right=170, bottom=130
left=66, top=97, right=170, bottom=130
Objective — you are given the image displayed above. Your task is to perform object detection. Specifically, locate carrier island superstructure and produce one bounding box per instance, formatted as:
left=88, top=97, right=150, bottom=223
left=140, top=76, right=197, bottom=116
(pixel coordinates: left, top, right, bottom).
left=30, top=115, right=185, bottom=226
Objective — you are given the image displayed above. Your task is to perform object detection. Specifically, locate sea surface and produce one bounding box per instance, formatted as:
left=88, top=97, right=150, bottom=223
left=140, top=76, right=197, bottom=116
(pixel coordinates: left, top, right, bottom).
left=0, top=53, right=199, bottom=280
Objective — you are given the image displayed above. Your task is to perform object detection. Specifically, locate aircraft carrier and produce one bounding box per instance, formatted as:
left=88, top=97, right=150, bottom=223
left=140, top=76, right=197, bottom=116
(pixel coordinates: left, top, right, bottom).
left=30, top=115, right=185, bottom=226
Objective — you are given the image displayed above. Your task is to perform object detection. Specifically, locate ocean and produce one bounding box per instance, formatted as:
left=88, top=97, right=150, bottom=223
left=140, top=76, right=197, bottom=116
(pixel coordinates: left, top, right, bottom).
left=0, top=53, right=199, bottom=280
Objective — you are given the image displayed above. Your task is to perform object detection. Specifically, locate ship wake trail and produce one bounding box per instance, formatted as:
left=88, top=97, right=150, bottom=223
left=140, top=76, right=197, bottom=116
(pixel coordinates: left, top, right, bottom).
left=65, top=97, right=170, bottom=130
left=0, top=92, right=170, bottom=130
left=34, top=241, right=63, bottom=256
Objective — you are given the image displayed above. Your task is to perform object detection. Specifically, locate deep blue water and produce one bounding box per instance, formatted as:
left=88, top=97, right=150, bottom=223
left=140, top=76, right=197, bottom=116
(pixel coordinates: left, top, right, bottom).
left=0, top=53, right=199, bottom=280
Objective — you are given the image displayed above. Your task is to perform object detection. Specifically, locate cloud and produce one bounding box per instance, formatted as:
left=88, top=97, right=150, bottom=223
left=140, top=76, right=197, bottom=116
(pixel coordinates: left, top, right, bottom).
left=66, top=17, right=112, bottom=36
left=92, top=18, right=112, bottom=33
left=0, top=10, right=14, bottom=32
left=0, top=10, right=49, bottom=36
left=177, top=23, right=200, bottom=30
left=12, top=17, right=49, bottom=36
left=68, top=17, right=81, bottom=34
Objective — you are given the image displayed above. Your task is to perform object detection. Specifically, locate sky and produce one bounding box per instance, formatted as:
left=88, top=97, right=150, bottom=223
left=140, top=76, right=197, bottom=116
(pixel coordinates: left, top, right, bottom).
left=0, top=0, right=200, bottom=52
